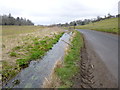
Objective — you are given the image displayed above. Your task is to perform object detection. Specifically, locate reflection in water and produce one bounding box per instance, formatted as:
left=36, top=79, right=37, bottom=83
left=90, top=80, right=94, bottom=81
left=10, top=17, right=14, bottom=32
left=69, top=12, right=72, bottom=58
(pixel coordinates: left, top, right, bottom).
left=3, top=32, right=72, bottom=88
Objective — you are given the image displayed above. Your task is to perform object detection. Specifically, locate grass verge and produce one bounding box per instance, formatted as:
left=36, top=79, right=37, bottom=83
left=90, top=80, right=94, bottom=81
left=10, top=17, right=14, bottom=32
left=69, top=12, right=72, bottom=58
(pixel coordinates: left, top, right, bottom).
left=55, top=30, right=83, bottom=88
left=2, top=32, right=64, bottom=83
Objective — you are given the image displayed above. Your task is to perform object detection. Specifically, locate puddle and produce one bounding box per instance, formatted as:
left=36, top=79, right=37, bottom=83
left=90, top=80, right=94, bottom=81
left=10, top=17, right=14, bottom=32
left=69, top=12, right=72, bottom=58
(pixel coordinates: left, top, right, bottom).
left=3, top=32, right=72, bottom=88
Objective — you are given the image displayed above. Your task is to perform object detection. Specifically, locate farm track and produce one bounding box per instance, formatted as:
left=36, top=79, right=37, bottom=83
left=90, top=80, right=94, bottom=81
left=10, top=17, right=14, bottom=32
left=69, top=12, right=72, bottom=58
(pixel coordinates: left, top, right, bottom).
left=72, top=40, right=95, bottom=88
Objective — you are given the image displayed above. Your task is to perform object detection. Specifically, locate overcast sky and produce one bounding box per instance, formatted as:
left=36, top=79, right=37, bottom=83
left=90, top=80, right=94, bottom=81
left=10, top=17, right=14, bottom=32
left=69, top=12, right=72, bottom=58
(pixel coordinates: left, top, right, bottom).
left=0, top=0, right=119, bottom=25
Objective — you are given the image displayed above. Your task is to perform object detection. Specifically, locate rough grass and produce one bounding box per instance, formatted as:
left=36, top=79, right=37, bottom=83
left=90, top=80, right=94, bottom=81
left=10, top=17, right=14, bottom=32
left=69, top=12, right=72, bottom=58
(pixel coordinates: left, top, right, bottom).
left=76, top=18, right=118, bottom=34
left=2, top=61, right=20, bottom=83
left=2, top=32, right=64, bottom=83
left=55, top=30, right=83, bottom=88
left=2, top=27, right=64, bottom=64
left=16, top=32, right=64, bottom=68
left=2, top=25, right=45, bottom=36
left=2, top=26, right=64, bottom=84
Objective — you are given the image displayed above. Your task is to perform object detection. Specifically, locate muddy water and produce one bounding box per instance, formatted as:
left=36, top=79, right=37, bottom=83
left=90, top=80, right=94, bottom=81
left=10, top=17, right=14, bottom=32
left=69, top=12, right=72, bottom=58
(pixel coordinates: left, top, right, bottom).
left=3, top=32, right=72, bottom=88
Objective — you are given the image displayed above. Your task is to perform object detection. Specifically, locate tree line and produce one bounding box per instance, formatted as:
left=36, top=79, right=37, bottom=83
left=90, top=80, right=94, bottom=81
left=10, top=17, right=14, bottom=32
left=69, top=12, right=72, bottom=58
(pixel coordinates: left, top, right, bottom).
left=52, top=13, right=119, bottom=27
left=0, top=13, right=34, bottom=25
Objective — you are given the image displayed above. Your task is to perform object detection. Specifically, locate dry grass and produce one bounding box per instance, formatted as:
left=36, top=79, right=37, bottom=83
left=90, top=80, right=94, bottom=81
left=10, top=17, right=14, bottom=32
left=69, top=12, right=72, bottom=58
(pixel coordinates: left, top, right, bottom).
left=2, top=26, right=64, bottom=64
left=2, top=26, right=65, bottom=83
left=42, top=58, right=63, bottom=88
left=2, top=25, right=45, bottom=36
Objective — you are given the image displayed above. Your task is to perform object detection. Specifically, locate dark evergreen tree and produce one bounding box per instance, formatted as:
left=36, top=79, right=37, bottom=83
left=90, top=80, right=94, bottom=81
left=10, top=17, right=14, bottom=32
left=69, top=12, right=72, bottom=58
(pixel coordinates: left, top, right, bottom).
left=1, top=14, right=34, bottom=25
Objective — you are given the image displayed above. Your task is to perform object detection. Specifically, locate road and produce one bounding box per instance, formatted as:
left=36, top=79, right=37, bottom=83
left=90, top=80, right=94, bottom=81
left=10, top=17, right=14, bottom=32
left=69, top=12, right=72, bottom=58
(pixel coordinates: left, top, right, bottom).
left=77, top=29, right=118, bottom=81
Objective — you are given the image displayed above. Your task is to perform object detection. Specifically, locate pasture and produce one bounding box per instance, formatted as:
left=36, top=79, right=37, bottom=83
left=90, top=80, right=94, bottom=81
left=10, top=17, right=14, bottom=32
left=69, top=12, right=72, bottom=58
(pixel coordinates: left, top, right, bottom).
left=76, top=18, right=118, bottom=34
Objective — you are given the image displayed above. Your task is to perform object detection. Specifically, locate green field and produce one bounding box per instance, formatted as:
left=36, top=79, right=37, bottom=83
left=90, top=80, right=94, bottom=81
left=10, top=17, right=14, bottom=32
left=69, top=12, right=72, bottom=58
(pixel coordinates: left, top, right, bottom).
left=76, top=18, right=118, bottom=34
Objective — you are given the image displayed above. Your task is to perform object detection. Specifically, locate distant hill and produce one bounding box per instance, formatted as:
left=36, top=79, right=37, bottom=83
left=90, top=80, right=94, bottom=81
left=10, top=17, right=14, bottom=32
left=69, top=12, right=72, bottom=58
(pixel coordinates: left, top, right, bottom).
left=76, top=17, right=118, bottom=34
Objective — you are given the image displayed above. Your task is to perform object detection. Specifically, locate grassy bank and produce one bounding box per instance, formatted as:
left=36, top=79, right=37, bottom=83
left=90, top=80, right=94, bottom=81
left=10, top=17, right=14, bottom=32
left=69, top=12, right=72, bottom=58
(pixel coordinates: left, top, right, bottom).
left=16, top=32, right=64, bottom=67
left=2, top=32, right=64, bottom=83
left=76, top=18, right=118, bottom=34
left=2, top=26, right=64, bottom=83
left=55, top=30, right=83, bottom=88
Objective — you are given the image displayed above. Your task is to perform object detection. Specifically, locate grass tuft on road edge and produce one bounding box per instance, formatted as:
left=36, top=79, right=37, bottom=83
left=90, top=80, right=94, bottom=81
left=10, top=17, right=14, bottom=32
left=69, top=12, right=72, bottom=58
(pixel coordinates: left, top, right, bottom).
left=55, top=30, right=83, bottom=88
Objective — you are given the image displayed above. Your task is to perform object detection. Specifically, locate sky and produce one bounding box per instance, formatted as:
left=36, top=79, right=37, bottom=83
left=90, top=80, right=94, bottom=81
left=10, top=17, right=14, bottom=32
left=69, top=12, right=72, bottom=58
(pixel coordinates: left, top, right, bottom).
left=0, top=0, right=119, bottom=25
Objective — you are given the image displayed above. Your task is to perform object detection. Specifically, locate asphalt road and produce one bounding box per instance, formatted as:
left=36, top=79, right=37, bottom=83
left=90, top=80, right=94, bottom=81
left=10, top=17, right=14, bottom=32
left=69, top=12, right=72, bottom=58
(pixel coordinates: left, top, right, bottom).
left=77, top=29, right=118, bottom=80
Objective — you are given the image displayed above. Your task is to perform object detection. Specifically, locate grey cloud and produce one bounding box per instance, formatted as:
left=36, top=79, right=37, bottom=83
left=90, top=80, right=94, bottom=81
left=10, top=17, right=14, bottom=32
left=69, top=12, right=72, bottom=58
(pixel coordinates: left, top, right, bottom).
left=0, top=0, right=118, bottom=25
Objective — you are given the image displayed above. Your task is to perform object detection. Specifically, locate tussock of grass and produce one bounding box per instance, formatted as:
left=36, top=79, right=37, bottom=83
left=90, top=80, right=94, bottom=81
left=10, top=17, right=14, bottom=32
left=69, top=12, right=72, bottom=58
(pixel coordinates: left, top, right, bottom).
left=9, top=52, right=17, bottom=57
left=55, top=31, right=83, bottom=88
left=15, top=32, right=64, bottom=67
left=13, top=46, right=21, bottom=50
left=76, top=18, right=118, bottom=34
left=2, top=61, right=20, bottom=83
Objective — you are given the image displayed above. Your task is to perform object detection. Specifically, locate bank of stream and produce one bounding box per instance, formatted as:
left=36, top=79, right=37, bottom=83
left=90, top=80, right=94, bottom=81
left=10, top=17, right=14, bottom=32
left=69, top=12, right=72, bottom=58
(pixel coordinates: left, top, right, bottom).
left=3, top=32, right=72, bottom=88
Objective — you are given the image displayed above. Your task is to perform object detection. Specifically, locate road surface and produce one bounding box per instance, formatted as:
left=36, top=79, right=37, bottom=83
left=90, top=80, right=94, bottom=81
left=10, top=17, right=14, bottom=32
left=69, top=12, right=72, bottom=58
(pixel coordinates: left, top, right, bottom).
left=77, top=29, right=118, bottom=81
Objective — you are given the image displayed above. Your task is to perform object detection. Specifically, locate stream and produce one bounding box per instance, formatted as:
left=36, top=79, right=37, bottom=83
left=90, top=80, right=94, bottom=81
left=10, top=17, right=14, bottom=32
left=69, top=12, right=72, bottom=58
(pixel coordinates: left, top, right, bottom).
left=3, top=32, right=72, bottom=88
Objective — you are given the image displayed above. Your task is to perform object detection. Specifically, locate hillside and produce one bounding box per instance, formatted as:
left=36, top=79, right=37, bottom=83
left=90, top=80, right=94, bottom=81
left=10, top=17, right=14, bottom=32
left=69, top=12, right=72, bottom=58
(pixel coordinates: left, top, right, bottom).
left=76, top=18, right=118, bottom=34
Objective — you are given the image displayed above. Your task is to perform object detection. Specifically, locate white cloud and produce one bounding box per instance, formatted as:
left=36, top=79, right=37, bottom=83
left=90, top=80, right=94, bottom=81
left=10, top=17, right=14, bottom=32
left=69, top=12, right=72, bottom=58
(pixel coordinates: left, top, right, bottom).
left=0, top=0, right=119, bottom=25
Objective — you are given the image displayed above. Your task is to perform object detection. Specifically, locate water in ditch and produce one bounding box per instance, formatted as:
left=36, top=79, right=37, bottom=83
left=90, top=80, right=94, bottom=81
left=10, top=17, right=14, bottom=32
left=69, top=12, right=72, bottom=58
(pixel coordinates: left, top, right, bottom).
left=3, top=32, right=72, bottom=88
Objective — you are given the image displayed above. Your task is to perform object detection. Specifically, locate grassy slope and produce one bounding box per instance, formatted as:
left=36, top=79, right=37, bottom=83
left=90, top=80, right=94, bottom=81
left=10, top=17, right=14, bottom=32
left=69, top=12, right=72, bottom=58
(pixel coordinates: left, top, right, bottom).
left=76, top=18, right=118, bottom=34
left=55, top=31, right=83, bottom=88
